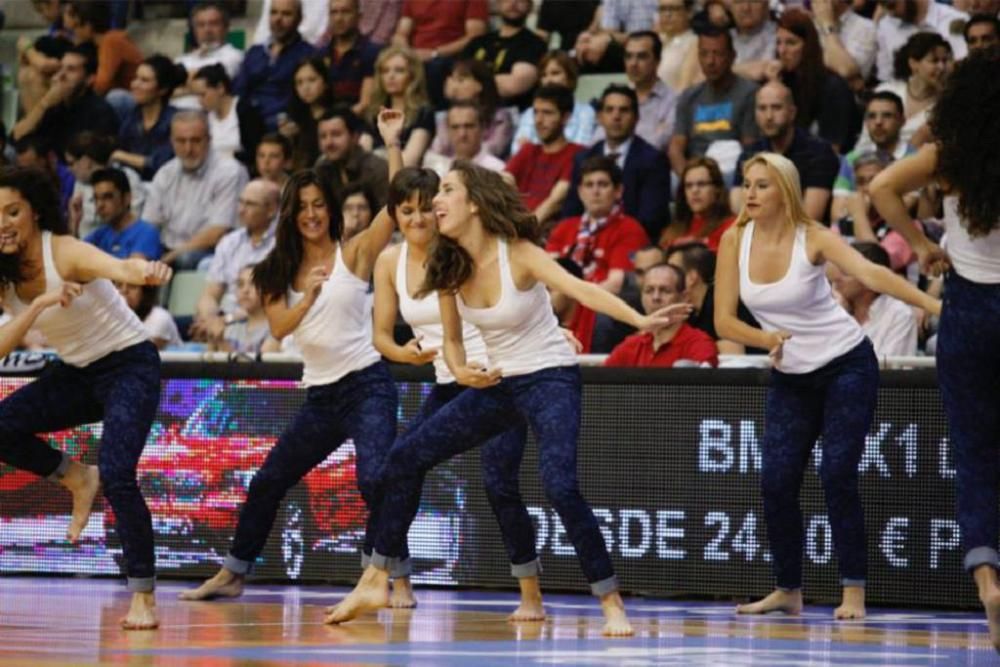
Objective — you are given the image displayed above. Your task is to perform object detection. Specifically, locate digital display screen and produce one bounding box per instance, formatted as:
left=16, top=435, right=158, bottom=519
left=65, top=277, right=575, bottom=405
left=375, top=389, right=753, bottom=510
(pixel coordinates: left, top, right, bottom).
left=0, top=365, right=976, bottom=608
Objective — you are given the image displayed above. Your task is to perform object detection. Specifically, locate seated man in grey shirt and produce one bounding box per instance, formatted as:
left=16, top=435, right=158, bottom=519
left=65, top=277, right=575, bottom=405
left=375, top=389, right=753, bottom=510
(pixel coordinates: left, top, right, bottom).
left=142, top=110, right=250, bottom=269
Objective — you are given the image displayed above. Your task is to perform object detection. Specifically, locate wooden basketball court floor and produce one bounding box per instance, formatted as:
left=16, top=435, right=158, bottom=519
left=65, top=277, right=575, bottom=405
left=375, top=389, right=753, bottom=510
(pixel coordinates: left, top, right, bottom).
left=0, top=577, right=995, bottom=666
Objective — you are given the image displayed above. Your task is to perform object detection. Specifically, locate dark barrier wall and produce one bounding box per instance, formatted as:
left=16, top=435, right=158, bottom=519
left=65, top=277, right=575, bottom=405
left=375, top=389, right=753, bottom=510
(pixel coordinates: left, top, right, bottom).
left=0, top=358, right=974, bottom=608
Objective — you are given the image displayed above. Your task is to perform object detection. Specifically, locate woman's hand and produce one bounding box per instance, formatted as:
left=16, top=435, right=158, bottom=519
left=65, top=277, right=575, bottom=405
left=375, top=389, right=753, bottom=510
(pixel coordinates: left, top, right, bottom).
left=635, top=303, right=693, bottom=332
left=454, top=361, right=502, bottom=388
left=914, top=239, right=950, bottom=277
left=766, top=330, right=792, bottom=368
left=143, top=261, right=173, bottom=286
left=277, top=117, right=300, bottom=138
left=559, top=327, right=584, bottom=353
left=377, top=107, right=405, bottom=147
left=303, top=266, right=329, bottom=303
left=400, top=337, right=438, bottom=366
left=35, top=282, right=82, bottom=310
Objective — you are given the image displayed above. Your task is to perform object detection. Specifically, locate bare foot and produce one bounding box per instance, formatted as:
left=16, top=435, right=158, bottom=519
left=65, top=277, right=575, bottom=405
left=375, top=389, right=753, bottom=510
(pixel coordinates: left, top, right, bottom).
left=60, top=462, right=100, bottom=543
left=599, top=592, right=634, bottom=637
left=324, top=566, right=390, bottom=624
left=834, top=585, right=866, bottom=620
left=389, top=577, right=417, bottom=609
left=736, top=589, right=803, bottom=615
left=178, top=568, right=244, bottom=601
left=121, top=592, right=159, bottom=630
left=974, top=565, right=1000, bottom=653
left=509, top=576, right=545, bottom=622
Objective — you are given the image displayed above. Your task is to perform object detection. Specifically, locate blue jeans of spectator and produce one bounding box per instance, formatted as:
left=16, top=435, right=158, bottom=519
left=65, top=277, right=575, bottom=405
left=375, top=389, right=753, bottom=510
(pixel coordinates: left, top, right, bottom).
left=761, top=338, right=878, bottom=590
left=225, top=361, right=409, bottom=576
left=936, top=271, right=1000, bottom=573
left=371, top=365, right=618, bottom=596
left=412, top=383, right=539, bottom=577
left=0, top=341, right=161, bottom=592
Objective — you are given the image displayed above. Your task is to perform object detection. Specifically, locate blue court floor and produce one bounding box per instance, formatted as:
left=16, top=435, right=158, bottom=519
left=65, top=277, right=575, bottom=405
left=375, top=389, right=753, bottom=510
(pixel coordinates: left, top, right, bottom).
left=0, top=578, right=994, bottom=665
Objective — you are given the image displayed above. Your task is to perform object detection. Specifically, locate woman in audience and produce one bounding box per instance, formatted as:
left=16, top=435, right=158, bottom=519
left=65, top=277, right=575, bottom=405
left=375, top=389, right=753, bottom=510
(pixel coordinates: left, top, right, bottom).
left=866, top=33, right=953, bottom=151
left=117, top=281, right=181, bottom=350
left=210, top=265, right=279, bottom=355
left=715, top=152, right=939, bottom=621
left=363, top=46, right=434, bottom=167
left=869, top=48, right=1000, bottom=651
left=191, top=64, right=265, bottom=165
left=660, top=157, right=735, bottom=252
left=279, top=56, right=335, bottom=171
left=111, top=54, right=185, bottom=180
left=327, top=162, right=689, bottom=633
left=768, top=8, right=859, bottom=153
left=656, top=0, right=699, bottom=92
left=431, top=59, right=516, bottom=160
left=512, top=51, right=596, bottom=152
left=341, top=183, right=377, bottom=241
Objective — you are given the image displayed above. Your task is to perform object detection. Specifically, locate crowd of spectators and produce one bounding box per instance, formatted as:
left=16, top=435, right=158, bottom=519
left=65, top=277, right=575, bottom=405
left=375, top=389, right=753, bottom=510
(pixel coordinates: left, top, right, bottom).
left=5, top=0, right=995, bottom=363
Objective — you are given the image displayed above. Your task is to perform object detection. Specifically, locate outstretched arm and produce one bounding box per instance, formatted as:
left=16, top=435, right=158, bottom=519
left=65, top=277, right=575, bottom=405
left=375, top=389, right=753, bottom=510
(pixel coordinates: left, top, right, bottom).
left=58, top=236, right=172, bottom=286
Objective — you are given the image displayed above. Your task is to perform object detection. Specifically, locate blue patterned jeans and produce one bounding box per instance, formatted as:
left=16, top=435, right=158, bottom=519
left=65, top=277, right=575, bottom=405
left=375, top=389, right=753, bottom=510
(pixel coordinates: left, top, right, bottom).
left=762, top=339, right=878, bottom=590
left=225, top=362, right=409, bottom=576
left=0, top=341, right=161, bottom=592
left=371, top=365, right=618, bottom=596
left=937, top=271, right=1000, bottom=573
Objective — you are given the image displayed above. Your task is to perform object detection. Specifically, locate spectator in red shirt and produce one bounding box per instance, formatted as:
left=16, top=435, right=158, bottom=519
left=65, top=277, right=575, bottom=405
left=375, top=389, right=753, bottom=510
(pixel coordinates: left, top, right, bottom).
left=546, top=156, right=650, bottom=351
left=392, top=0, right=489, bottom=107
left=660, top=156, right=736, bottom=252
left=505, top=85, right=583, bottom=226
left=605, top=263, right=718, bottom=367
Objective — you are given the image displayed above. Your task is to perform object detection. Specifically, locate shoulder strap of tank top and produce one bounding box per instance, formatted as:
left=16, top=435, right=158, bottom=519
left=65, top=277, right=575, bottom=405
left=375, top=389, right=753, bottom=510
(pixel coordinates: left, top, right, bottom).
left=396, top=242, right=408, bottom=298
left=497, top=237, right=512, bottom=283
left=41, top=231, right=60, bottom=287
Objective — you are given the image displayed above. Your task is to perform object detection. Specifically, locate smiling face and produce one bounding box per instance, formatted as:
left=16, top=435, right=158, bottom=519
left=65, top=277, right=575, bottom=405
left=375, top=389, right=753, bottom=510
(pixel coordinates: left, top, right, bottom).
left=742, top=162, right=784, bottom=222
left=295, top=183, right=331, bottom=242
left=395, top=191, right=436, bottom=247
left=432, top=171, right=476, bottom=239
left=130, top=64, right=160, bottom=106
left=910, top=45, right=952, bottom=90
left=0, top=188, right=39, bottom=255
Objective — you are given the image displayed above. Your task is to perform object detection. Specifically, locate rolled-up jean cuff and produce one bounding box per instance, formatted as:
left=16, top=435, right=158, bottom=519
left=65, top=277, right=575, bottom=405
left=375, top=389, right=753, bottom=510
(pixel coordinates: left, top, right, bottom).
left=589, top=575, right=619, bottom=597
left=360, top=552, right=371, bottom=569
left=511, top=558, right=542, bottom=578
left=46, top=451, right=71, bottom=481
left=223, top=553, right=253, bottom=575
left=369, top=550, right=394, bottom=571
left=777, top=585, right=802, bottom=593
left=393, top=557, right=412, bottom=578
left=126, top=576, right=155, bottom=593
left=841, top=578, right=866, bottom=588
left=965, top=546, right=1000, bottom=572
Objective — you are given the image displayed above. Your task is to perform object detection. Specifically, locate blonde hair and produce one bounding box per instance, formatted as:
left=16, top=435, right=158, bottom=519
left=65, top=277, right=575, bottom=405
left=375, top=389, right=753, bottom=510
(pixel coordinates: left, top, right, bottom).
left=735, top=152, right=813, bottom=228
left=366, top=46, right=429, bottom=127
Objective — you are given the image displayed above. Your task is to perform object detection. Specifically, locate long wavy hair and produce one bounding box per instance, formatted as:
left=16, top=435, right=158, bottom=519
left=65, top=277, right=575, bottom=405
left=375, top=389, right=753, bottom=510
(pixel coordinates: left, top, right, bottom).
left=365, top=46, right=429, bottom=128
left=419, top=161, right=540, bottom=296
left=0, top=167, right=68, bottom=290
left=735, top=152, right=812, bottom=228
left=252, top=169, right=341, bottom=302
left=777, top=8, right=827, bottom=132
left=930, top=46, right=1000, bottom=236
left=674, top=157, right=732, bottom=235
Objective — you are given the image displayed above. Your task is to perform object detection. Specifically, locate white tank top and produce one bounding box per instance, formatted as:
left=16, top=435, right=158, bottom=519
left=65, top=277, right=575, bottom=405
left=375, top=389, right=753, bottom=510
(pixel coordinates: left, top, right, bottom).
left=739, top=222, right=865, bottom=374
left=395, top=242, right=488, bottom=384
left=941, top=196, right=1000, bottom=284
left=456, top=239, right=576, bottom=377
left=288, top=245, right=380, bottom=386
left=1, top=232, right=147, bottom=367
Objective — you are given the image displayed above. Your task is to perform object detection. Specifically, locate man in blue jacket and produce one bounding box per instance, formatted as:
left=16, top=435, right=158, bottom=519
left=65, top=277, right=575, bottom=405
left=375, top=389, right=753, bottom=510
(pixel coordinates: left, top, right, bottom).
left=561, top=84, right=672, bottom=244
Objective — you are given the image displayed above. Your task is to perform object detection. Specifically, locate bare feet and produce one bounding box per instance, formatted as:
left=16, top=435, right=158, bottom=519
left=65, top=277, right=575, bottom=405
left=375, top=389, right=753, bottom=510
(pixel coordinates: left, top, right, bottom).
left=736, top=588, right=803, bottom=615
left=121, top=592, right=159, bottom=630
left=975, top=566, right=1000, bottom=653
left=599, top=592, right=634, bottom=637
left=60, top=462, right=100, bottom=543
left=324, top=566, right=390, bottom=624
left=509, top=576, right=545, bottom=622
left=389, top=576, right=417, bottom=609
left=178, top=568, right=245, bottom=601
left=834, top=585, right=866, bottom=620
